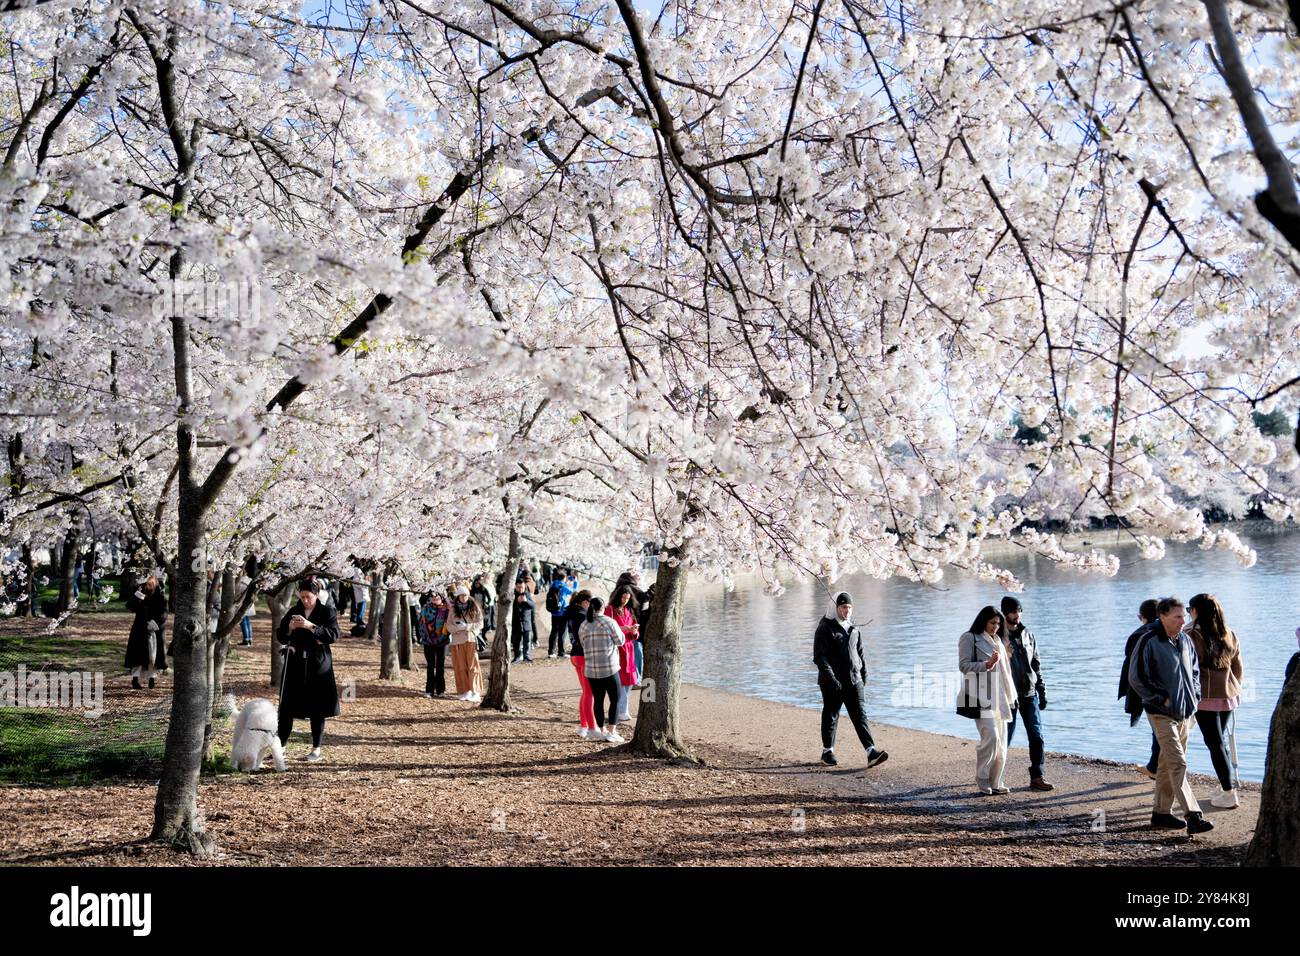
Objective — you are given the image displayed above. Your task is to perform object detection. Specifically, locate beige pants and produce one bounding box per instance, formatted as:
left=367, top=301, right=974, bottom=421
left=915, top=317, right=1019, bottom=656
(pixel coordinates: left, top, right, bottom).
left=975, top=716, right=1008, bottom=791
left=1148, top=713, right=1202, bottom=816
left=450, top=642, right=482, bottom=696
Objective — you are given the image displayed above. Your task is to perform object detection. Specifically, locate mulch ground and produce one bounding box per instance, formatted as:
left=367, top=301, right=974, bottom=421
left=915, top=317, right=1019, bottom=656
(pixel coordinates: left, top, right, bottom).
left=0, top=613, right=1246, bottom=866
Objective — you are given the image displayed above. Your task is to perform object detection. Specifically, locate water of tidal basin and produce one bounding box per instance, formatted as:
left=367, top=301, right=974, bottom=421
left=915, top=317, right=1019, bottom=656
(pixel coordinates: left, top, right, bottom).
left=678, top=530, right=1300, bottom=782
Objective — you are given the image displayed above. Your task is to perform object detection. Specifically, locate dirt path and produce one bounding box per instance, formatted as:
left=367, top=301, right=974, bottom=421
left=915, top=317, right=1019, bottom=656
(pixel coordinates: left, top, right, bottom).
left=0, top=614, right=1255, bottom=865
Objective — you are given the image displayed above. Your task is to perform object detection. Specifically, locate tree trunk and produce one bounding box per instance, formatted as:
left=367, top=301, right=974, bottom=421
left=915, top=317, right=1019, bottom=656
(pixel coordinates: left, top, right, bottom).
left=398, top=593, right=413, bottom=670
left=151, top=487, right=215, bottom=856
left=19, top=543, right=36, bottom=616
left=364, top=571, right=383, bottom=641
left=55, top=524, right=79, bottom=614
left=201, top=567, right=236, bottom=762
left=379, top=585, right=401, bottom=680
left=481, top=523, right=520, bottom=712
left=629, top=536, right=695, bottom=762
left=267, top=580, right=296, bottom=690
left=1245, top=674, right=1300, bottom=864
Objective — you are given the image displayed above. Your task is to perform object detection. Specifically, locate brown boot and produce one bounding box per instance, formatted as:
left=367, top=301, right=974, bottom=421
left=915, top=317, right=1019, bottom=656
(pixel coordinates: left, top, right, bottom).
left=1030, top=776, right=1055, bottom=791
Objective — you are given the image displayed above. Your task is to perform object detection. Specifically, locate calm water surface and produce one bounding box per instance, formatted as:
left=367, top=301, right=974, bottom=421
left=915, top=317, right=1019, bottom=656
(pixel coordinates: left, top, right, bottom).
left=678, top=531, right=1300, bottom=781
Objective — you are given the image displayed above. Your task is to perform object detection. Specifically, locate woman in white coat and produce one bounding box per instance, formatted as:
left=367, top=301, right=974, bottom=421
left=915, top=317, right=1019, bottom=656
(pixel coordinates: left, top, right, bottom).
left=957, top=605, right=1017, bottom=795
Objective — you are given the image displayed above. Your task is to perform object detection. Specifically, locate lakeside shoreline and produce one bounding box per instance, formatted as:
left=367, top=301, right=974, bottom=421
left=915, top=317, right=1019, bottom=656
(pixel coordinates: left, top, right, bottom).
left=0, top=614, right=1257, bottom=866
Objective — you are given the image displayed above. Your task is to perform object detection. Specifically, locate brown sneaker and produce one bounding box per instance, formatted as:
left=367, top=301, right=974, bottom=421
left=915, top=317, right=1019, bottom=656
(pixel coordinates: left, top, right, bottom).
left=1030, top=777, right=1055, bottom=791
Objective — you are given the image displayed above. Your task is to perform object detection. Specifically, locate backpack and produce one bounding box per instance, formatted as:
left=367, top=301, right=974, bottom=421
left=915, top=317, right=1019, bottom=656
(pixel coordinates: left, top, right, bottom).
left=545, top=583, right=562, bottom=614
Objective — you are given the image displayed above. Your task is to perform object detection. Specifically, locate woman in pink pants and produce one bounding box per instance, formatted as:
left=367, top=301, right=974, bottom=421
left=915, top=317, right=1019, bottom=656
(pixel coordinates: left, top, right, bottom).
left=564, top=590, right=597, bottom=736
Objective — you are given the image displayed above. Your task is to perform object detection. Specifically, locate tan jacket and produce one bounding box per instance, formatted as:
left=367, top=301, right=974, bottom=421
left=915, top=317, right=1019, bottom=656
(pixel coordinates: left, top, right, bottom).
left=1188, top=627, right=1243, bottom=702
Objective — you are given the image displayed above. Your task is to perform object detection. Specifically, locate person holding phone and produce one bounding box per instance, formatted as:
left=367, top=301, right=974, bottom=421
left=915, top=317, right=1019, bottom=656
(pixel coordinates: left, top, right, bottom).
left=957, top=606, right=1015, bottom=795
left=275, top=577, right=341, bottom=763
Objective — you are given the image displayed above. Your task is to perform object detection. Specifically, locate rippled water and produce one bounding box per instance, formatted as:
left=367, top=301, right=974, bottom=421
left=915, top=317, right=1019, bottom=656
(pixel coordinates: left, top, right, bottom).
left=678, top=529, right=1300, bottom=781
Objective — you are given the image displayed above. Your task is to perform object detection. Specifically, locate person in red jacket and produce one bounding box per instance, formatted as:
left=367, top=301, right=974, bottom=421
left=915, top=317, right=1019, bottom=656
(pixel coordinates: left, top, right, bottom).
left=605, top=585, right=640, bottom=723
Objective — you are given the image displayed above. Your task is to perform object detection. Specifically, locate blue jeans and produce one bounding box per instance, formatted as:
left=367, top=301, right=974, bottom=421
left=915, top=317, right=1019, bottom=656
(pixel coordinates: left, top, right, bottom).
left=1007, top=694, right=1045, bottom=779
left=353, top=600, right=366, bottom=625
left=633, top=640, right=643, bottom=680
left=240, top=617, right=252, bottom=644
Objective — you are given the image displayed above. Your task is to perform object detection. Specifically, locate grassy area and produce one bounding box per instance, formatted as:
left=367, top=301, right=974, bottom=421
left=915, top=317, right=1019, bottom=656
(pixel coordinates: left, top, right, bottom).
left=0, top=633, right=123, bottom=673
left=0, top=710, right=166, bottom=784
left=31, top=569, right=130, bottom=614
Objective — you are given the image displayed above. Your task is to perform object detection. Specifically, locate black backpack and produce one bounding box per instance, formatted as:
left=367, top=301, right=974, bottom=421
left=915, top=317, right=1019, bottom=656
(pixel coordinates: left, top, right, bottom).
left=545, top=583, right=561, bottom=614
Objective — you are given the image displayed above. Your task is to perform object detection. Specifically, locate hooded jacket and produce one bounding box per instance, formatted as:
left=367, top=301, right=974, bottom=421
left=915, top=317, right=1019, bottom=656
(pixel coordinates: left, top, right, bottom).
left=813, top=613, right=867, bottom=688
left=1005, top=622, right=1046, bottom=699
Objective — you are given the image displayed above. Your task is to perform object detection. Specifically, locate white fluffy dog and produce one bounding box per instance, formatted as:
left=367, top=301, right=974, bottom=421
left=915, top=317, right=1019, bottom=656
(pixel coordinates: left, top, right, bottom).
left=227, top=694, right=286, bottom=772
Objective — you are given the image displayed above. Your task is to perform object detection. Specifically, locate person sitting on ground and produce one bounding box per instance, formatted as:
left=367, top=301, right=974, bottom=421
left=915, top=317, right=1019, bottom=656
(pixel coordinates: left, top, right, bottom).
left=1128, top=596, right=1213, bottom=834
left=813, top=591, right=888, bottom=771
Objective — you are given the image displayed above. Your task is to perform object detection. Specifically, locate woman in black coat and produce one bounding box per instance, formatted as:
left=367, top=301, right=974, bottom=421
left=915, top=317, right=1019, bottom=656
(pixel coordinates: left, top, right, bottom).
left=276, top=577, right=341, bottom=763
left=124, top=573, right=168, bottom=689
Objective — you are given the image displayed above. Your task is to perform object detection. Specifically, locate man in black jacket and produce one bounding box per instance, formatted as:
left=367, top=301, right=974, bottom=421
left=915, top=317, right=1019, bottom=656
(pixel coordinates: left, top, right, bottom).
left=1001, top=596, right=1053, bottom=791
left=1119, top=598, right=1162, bottom=779
left=813, top=592, right=887, bottom=769
left=510, top=582, right=535, bottom=663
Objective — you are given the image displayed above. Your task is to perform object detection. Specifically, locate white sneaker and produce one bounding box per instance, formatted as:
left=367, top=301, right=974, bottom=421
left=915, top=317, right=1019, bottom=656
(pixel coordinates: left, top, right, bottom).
left=578, top=727, right=590, bottom=739
left=603, top=730, right=625, bottom=744
left=1211, top=788, right=1239, bottom=809
left=306, top=749, right=323, bottom=763
left=467, top=692, right=481, bottom=703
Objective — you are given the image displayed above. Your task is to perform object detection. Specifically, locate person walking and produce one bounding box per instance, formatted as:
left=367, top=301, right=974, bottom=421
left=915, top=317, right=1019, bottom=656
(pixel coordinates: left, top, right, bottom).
left=124, top=571, right=168, bottom=689
left=510, top=581, right=536, bottom=663
left=1186, top=593, right=1244, bottom=810
left=1120, top=598, right=1162, bottom=779
left=957, top=605, right=1015, bottom=794
left=275, top=578, right=341, bottom=763
left=238, top=575, right=255, bottom=646
left=580, top=597, right=627, bottom=742
left=813, top=592, right=888, bottom=770
left=1000, top=596, right=1053, bottom=791
left=1128, top=596, right=1213, bottom=833
left=565, top=589, right=598, bottom=737
left=417, top=592, right=450, bottom=698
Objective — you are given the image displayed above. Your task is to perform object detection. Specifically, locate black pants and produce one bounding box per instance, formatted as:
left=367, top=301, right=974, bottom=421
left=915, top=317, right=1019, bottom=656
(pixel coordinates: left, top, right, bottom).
left=1147, top=732, right=1160, bottom=774
left=337, top=586, right=352, bottom=615
left=589, top=674, right=620, bottom=727
left=278, top=714, right=325, bottom=749
left=512, top=626, right=533, bottom=660
left=820, top=679, right=875, bottom=753
left=549, top=615, right=567, bottom=655
left=1195, top=710, right=1234, bottom=789
left=423, top=644, right=446, bottom=695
